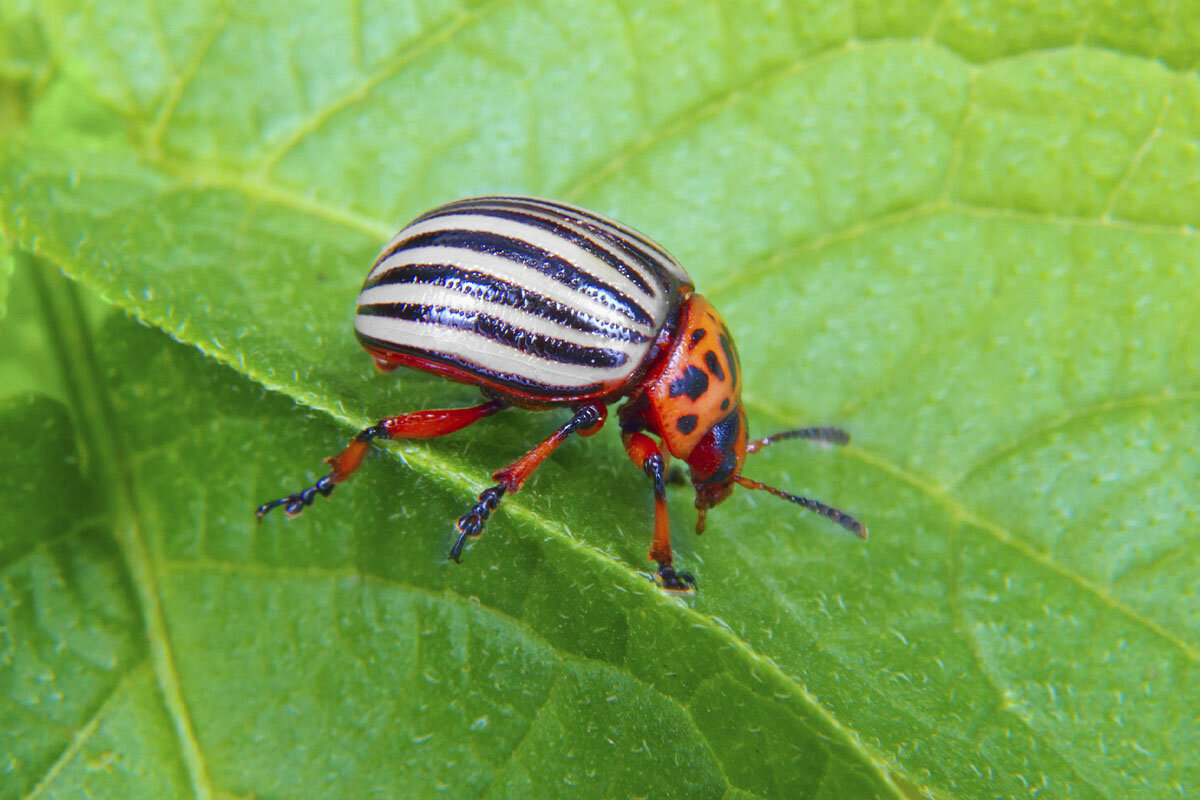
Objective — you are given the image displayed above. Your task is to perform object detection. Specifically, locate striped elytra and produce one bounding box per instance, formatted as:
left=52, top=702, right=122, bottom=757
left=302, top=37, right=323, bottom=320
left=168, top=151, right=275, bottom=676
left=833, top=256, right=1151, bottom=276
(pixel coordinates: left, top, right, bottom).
left=354, top=195, right=694, bottom=401
left=258, top=195, right=866, bottom=592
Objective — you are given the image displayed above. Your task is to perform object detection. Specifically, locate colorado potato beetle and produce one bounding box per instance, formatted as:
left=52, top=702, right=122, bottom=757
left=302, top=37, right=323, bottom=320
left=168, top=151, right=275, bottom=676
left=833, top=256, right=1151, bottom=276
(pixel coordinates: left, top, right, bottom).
left=257, top=196, right=865, bottom=590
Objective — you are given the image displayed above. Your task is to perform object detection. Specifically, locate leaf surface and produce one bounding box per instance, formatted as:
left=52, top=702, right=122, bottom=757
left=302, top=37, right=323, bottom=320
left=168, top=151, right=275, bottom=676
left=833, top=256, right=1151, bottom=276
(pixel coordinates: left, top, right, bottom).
left=2, top=1, right=1199, bottom=798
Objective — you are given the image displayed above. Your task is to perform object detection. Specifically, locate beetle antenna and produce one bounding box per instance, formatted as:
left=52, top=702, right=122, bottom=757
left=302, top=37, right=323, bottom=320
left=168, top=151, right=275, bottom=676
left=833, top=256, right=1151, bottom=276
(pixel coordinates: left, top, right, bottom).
left=747, top=427, right=849, bottom=454
left=734, top=475, right=866, bottom=539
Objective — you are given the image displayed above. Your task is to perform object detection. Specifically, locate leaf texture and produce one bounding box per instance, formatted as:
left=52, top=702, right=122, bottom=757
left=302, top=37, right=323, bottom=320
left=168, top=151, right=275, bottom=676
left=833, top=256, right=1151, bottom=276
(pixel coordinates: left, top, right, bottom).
left=1, top=1, right=1198, bottom=798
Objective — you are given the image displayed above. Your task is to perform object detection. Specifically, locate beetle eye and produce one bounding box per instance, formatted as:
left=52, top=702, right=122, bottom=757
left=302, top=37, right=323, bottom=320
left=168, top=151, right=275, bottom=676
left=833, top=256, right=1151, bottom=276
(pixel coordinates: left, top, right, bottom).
left=687, top=410, right=743, bottom=485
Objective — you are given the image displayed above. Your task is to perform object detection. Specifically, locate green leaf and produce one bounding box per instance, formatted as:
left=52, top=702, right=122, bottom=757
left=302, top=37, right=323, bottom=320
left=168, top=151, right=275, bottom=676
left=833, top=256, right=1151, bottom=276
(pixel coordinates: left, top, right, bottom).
left=0, top=252, right=68, bottom=405
left=0, top=0, right=52, bottom=140
left=0, top=236, right=10, bottom=321
left=5, top=304, right=896, bottom=799
left=2, top=1, right=1199, bottom=798
left=0, top=0, right=50, bottom=81
left=0, top=392, right=190, bottom=798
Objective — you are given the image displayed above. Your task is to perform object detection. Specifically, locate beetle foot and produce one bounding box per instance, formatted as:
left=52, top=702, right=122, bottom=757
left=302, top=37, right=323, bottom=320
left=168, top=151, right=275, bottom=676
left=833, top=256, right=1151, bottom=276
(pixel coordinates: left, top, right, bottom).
left=656, top=564, right=697, bottom=592
left=449, top=485, right=506, bottom=562
left=255, top=474, right=336, bottom=520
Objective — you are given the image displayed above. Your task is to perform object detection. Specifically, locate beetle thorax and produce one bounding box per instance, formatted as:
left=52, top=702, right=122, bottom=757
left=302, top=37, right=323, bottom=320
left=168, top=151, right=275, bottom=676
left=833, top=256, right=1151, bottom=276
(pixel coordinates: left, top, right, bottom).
left=632, top=293, right=747, bottom=489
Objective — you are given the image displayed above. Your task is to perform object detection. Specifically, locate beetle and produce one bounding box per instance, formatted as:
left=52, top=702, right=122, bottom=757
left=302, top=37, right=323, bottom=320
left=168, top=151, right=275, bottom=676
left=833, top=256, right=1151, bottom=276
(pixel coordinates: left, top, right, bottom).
left=257, top=195, right=865, bottom=590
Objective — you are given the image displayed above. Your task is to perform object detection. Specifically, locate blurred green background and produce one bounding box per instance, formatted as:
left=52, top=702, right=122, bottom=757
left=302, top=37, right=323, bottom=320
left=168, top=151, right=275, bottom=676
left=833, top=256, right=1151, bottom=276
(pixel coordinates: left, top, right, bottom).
left=1, top=1, right=1197, bottom=798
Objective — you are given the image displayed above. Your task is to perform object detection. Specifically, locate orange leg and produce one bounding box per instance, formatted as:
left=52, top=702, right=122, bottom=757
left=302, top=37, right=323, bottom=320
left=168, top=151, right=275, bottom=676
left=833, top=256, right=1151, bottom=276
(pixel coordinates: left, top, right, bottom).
left=256, top=399, right=506, bottom=520
left=622, top=431, right=695, bottom=591
left=450, top=403, right=607, bottom=562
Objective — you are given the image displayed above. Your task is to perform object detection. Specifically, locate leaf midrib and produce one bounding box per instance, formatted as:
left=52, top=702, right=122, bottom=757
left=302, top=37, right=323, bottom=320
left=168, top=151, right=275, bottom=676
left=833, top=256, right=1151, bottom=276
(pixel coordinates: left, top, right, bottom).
left=25, top=260, right=216, bottom=800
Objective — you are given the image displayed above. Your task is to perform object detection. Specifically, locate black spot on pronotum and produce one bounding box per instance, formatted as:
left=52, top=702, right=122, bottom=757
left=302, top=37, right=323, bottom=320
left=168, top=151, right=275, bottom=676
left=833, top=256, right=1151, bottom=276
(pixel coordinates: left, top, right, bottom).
left=690, top=328, right=707, bottom=347
left=704, top=350, right=725, bottom=381
left=668, top=365, right=709, bottom=400
left=676, top=414, right=698, bottom=434
left=720, top=398, right=730, bottom=410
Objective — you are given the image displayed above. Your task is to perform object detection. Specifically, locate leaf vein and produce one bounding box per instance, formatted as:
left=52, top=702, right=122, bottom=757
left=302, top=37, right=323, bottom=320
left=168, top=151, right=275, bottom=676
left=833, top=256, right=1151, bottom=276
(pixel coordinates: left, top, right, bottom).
left=748, top=390, right=1200, bottom=662
left=147, top=0, right=237, bottom=152
left=26, top=267, right=216, bottom=800
left=810, top=410, right=1200, bottom=664
left=477, top=668, right=564, bottom=799
left=708, top=199, right=1200, bottom=307
left=22, top=661, right=152, bottom=800
left=560, top=39, right=1199, bottom=206
left=944, top=523, right=1107, bottom=798
left=161, top=546, right=904, bottom=797
left=1101, top=85, right=1176, bottom=220
left=253, top=0, right=511, bottom=178
left=947, top=391, right=1200, bottom=491
left=559, top=40, right=862, bottom=201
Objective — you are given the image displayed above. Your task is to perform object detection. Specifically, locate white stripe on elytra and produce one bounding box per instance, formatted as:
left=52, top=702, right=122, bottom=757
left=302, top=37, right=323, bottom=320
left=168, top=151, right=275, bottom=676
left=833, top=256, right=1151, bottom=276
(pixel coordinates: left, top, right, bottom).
left=356, top=282, right=648, bottom=356
left=447, top=201, right=673, bottom=297
left=365, top=246, right=661, bottom=336
left=354, top=314, right=633, bottom=390
left=379, top=213, right=655, bottom=306
left=496, top=197, right=693, bottom=289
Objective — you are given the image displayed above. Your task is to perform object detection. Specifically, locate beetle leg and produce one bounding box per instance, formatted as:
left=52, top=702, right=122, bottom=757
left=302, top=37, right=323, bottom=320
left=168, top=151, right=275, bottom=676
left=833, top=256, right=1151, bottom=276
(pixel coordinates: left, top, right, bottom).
left=622, top=431, right=696, bottom=592
left=450, top=403, right=607, bottom=562
left=256, top=399, right=506, bottom=520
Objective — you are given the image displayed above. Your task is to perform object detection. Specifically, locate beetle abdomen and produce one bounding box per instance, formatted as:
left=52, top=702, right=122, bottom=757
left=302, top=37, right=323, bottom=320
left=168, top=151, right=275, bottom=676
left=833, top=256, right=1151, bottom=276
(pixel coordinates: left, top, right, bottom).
left=355, top=196, right=694, bottom=400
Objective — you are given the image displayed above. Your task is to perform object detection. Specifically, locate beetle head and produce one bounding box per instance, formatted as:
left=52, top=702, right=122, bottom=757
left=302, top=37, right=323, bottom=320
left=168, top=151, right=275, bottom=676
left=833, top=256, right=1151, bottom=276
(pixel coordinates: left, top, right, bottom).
left=685, top=406, right=867, bottom=540
left=684, top=405, right=747, bottom=530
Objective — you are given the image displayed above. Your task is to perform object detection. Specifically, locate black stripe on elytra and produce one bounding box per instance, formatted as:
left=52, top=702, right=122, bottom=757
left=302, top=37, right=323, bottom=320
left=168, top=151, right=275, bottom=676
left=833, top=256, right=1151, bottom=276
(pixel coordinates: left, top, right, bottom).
left=438, top=197, right=693, bottom=293
left=719, top=330, right=738, bottom=387
left=383, top=229, right=655, bottom=327
left=690, top=328, right=707, bottom=347
left=354, top=332, right=604, bottom=398
left=497, top=195, right=682, bottom=275
left=411, top=196, right=690, bottom=294
left=704, top=350, right=725, bottom=381
left=362, top=263, right=648, bottom=343
left=496, top=198, right=680, bottom=293
left=548, top=213, right=678, bottom=292
left=357, top=303, right=627, bottom=369
left=455, top=196, right=681, bottom=291
left=668, top=365, right=709, bottom=401
left=419, top=204, right=657, bottom=297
